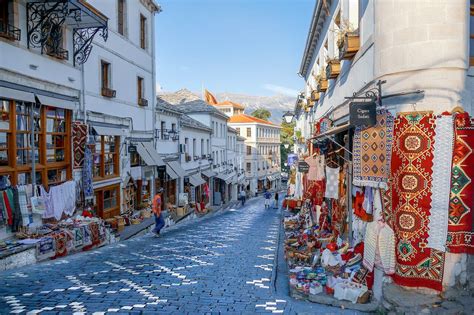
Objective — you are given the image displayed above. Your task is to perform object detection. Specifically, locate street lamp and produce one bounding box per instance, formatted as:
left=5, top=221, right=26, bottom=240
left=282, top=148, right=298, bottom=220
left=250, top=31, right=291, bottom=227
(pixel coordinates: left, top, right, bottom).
left=282, top=111, right=294, bottom=124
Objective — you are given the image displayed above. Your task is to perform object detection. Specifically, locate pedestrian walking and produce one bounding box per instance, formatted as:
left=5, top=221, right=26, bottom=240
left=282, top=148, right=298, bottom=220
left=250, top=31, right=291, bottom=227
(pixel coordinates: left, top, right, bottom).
left=240, top=189, right=246, bottom=206
left=273, top=192, right=279, bottom=209
left=152, top=188, right=165, bottom=236
left=264, top=190, right=271, bottom=208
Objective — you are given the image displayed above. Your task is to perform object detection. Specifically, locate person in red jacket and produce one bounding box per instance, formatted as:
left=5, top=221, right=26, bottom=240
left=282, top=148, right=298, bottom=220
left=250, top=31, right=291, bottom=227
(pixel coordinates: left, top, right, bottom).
left=152, top=188, right=165, bottom=236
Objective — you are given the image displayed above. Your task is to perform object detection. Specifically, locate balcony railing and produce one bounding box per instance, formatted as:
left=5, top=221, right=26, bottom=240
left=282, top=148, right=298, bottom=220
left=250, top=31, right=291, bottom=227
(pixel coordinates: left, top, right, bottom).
left=0, top=23, right=21, bottom=41
left=101, top=87, right=116, bottom=98
left=45, top=42, right=69, bottom=60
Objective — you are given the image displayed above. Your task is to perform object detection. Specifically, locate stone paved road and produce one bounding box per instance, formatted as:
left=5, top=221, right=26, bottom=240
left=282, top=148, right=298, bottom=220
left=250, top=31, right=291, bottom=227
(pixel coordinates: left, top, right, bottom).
left=0, top=197, right=349, bottom=314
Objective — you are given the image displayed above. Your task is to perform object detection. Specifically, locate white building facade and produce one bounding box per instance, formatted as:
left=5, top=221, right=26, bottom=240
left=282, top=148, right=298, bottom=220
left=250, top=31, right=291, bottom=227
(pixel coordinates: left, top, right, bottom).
left=0, top=0, right=161, bottom=229
left=229, top=114, right=281, bottom=195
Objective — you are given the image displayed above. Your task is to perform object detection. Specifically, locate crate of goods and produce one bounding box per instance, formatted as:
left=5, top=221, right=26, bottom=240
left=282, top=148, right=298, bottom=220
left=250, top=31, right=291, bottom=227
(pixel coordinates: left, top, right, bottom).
left=141, top=209, right=151, bottom=218
left=176, top=207, right=186, bottom=217
left=105, top=218, right=118, bottom=230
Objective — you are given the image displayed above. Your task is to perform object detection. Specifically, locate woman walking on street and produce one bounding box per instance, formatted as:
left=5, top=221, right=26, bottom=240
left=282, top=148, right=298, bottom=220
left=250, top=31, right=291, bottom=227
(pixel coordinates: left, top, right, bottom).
left=274, top=192, right=279, bottom=209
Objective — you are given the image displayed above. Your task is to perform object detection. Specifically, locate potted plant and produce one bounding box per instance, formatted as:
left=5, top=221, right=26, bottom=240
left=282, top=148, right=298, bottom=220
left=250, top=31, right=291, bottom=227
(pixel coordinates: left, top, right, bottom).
left=310, top=90, right=319, bottom=103
left=326, top=58, right=341, bottom=79
left=336, top=21, right=359, bottom=60
left=315, top=72, right=328, bottom=93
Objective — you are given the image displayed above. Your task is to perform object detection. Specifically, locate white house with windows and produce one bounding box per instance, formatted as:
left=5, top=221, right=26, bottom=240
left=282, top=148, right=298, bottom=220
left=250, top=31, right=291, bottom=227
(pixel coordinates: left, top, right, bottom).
left=157, top=89, right=233, bottom=207
left=229, top=114, right=281, bottom=195
left=0, top=0, right=161, bottom=227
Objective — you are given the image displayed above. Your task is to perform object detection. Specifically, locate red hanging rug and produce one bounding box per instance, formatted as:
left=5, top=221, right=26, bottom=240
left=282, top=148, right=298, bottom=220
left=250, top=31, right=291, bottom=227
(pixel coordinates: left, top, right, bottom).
left=390, top=112, right=444, bottom=291
left=446, top=112, right=474, bottom=254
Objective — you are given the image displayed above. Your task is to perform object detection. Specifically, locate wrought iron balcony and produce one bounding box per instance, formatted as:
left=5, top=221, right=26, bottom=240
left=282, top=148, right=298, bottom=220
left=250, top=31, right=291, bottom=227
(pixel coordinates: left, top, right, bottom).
left=45, top=42, right=69, bottom=60
left=138, top=98, right=148, bottom=106
left=0, top=23, right=21, bottom=41
left=101, top=87, right=116, bottom=98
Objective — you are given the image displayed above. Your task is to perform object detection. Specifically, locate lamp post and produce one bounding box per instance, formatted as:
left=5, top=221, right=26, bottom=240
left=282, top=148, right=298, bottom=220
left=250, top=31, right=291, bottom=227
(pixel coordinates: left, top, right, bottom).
left=282, top=111, right=294, bottom=124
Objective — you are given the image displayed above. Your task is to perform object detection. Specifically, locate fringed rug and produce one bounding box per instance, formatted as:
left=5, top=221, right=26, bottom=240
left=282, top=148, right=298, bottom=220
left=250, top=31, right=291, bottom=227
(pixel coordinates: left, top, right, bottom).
left=446, top=112, right=474, bottom=254
left=390, top=112, right=444, bottom=291
left=353, top=110, right=394, bottom=189
left=72, top=122, right=88, bottom=169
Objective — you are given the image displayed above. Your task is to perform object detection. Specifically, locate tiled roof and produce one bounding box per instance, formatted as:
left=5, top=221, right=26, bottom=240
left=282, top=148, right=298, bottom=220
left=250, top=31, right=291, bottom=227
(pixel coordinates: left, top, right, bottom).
left=228, top=114, right=278, bottom=126
left=213, top=100, right=245, bottom=110
left=180, top=114, right=212, bottom=132
left=157, top=89, right=228, bottom=119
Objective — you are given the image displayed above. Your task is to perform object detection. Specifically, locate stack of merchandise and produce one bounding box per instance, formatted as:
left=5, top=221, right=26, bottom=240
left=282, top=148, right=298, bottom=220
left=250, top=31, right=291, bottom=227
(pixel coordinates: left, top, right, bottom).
left=283, top=201, right=373, bottom=305
left=16, top=215, right=109, bottom=261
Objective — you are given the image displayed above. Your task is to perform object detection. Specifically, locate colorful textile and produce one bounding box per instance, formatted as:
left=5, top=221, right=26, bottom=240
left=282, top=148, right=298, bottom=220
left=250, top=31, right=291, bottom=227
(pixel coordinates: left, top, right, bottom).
left=36, top=237, right=55, bottom=261
left=324, top=166, right=340, bottom=199
left=52, top=232, right=68, bottom=258
left=72, top=122, right=88, bottom=169
left=304, top=180, right=325, bottom=206
left=381, top=183, right=394, bottom=229
left=353, top=110, right=394, bottom=189
left=74, top=227, right=84, bottom=249
left=391, top=112, right=444, bottom=291
left=446, top=113, right=474, bottom=254
left=427, top=115, right=454, bottom=252
left=82, top=146, right=94, bottom=199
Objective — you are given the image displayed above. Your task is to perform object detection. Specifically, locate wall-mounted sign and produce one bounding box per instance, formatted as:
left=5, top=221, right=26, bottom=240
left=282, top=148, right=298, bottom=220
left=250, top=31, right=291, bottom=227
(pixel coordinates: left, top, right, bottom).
left=350, top=101, right=376, bottom=127
left=288, top=154, right=298, bottom=166
left=298, top=161, right=310, bottom=173
left=128, top=144, right=137, bottom=153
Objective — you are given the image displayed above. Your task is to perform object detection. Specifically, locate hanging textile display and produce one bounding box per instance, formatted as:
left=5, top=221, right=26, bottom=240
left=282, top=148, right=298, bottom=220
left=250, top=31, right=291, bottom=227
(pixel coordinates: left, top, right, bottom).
left=324, top=166, right=340, bottom=199
left=446, top=112, right=474, bottom=254
left=390, top=112, right=444, bottom=291
left=427, top=114, right=454, bottom=252
left=72, top=122, right=88, bottom=169
left=353, top=110, right=394, bottom=189
left=82, top=146, right=94, bottom=200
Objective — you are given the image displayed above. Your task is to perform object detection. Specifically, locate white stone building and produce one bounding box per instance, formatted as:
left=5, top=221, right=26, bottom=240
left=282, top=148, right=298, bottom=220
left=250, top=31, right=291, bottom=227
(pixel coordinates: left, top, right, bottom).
left=295, top=0, right=474, bottom=293
left=229, top=114, right=281, bottom=195
left=157, top=89, right=234, bottom=206
left=0, top=0, right=161, bottom=224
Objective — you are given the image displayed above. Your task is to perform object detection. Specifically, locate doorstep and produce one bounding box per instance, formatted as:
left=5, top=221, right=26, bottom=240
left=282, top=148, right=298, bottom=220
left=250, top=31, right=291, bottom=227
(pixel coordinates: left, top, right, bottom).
left=118, top=217, right=155, bottom=241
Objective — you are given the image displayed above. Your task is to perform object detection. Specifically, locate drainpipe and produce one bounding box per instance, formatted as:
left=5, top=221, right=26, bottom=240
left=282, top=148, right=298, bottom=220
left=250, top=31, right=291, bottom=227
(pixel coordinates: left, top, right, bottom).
left=81, top=63, right=86, bottom=124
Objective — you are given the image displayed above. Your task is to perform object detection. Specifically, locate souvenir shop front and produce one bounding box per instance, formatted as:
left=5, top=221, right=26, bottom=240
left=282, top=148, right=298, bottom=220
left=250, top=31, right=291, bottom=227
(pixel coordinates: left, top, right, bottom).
left=0, top=96, right=110, bottom=263
left=284, top=104, right=474, bottom=308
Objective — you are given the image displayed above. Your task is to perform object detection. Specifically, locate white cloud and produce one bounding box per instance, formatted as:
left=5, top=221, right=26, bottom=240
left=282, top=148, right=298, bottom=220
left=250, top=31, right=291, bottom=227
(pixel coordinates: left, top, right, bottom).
left=263, top=84, right=298, bottom=96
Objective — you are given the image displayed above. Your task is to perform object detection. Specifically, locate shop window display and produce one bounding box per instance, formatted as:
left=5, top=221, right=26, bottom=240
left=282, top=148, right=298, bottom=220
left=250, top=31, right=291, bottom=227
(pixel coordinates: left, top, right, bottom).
left=0, top=100, right=71, bottom=188
left=89, top=135, right=119, bottom=181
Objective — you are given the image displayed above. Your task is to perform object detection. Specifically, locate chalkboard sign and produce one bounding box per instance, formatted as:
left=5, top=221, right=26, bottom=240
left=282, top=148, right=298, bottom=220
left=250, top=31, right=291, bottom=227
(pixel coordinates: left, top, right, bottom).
left=298, top=161, right=310, bottom=173
left=350, top=101, right=376, bottom=127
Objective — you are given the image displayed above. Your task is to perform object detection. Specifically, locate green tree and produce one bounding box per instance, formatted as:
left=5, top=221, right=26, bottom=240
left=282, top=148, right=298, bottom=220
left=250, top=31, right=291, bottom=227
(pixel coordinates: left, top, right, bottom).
left=251, top=108, right=271, bottom=120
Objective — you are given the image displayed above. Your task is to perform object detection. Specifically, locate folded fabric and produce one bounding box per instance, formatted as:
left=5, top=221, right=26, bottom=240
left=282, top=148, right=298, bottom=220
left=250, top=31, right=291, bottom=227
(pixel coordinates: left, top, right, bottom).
left=363, top=221, right=396, bottom=274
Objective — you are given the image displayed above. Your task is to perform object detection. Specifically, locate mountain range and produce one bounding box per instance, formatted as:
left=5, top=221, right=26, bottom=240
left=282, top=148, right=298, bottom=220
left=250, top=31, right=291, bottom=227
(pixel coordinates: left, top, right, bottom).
left=215, top=93, right=296, bottom=124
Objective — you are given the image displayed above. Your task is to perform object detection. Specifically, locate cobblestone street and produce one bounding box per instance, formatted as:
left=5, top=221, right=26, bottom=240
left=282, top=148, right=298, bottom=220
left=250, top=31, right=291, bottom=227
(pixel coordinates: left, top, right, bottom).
left=0, top=198, right=348, bottom=314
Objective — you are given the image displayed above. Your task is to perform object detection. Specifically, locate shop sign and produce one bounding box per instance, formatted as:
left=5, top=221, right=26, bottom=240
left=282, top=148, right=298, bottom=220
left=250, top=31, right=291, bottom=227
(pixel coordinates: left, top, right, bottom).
left=288, top=154, right=298, bottom=166
left=128, top=144, right=137, bottom=153
left=298, top=161, right=310, bottom=173
left=350, top=101, right=376, bottom=127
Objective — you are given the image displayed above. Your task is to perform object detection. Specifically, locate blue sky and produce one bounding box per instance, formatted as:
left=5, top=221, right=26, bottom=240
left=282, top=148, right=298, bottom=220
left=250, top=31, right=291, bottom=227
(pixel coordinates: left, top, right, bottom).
left=155, top=0, right=314, bottom=97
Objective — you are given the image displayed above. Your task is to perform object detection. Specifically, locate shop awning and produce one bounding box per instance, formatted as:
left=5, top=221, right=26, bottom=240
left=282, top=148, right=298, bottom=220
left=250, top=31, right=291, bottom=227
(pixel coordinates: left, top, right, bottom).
left=167, top=160, right=186, bottom=178
left=36, top=94, right=77, bottom=111
left=310, top=123, right=350, bottom=140
left=216, top=172, right=236, bottom=184
left=136, top=142, right=165, bottom=166
left=0, top=86, right=35, bottom=103
left=165, top=165, right=178, bottom=180
left=93, top=126, right=126, bottom=136
left=202, top=169, right=217, bottom=178
left=188, top=174, right=205, bottom=186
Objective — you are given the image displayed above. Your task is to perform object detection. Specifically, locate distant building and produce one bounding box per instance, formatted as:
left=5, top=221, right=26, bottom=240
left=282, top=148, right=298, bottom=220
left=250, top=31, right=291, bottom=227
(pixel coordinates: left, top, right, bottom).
left=228, top=114, right=281, bottom=194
